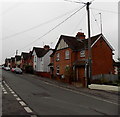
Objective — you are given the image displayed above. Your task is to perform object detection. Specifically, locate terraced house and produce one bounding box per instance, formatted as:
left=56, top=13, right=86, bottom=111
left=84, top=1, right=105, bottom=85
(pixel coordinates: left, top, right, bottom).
left=49, top=32, right=114, bottom=86
left=10, top=57, right=15, bottom=68
left=5, top=58, right=11, bottom=67
left=20, top=51, right=33, bottom=71
left=15, top=55, right=21, bottom=68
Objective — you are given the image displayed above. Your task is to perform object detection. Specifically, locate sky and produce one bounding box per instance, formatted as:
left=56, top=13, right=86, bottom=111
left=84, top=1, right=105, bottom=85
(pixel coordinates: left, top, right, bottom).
left=0, top=0, right=119, bottom=64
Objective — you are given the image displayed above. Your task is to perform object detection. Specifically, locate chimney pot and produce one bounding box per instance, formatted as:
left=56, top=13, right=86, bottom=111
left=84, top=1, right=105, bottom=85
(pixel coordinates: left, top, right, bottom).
left=44, top=45, right=50, bottom=50
left=76, top=32, right=85, bottom=39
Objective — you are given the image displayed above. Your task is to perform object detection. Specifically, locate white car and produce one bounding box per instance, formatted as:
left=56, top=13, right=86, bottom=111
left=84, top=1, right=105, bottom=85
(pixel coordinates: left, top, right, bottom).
left=4, top=67, right=10, bottom=71
left=14, top=68, right=22, bottom=74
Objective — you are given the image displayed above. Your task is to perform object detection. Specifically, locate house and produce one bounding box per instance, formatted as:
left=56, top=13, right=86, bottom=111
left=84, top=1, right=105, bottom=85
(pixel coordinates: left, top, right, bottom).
left=5, top=58, right=11, bottom=67
left=10, top=57, right=15, bottom=68
left=15, top=55, right=21, bottom=68
left=21, top=52, right=30, bottom=69
left=20, top=51, right=33, bottom=72
left=49, top=32, right=114, bottom=86
left=32, top=45, right=53, bottom=77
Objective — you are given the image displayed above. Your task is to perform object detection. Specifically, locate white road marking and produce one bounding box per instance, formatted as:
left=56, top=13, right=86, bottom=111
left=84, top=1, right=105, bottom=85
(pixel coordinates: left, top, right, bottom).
left=11, top=91, right=15, bottom=94
left=42, top=81, right=118, bottom=105
left=13, top=94, right=18, bottom=97
left=16, top=97, right=21, bottom=101
left=3, top=92, right=8, bottom=94
left=6, top=85, right=9, bottom=87
left=2, top=80, right=35, bottom=114
left=24, top=107, right=33, bottom=113
left=19, top=101, right=26, bottom=106
left=2, top=85, right=8, bottom=94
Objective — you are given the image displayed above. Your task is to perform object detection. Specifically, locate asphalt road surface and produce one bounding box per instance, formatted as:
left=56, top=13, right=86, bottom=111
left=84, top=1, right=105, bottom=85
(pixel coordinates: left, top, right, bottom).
left=2, top=70, right=119, bottom=116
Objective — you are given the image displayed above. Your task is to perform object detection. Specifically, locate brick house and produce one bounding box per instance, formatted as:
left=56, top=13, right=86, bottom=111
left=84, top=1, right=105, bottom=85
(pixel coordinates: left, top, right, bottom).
left=5, top=58, right=11, bottom=67
left=20, top=51, right=33, bottom=72
left=32, top=45, right=53, bottom=77
left=15, top=55, right=21, bottom=68
left=49, top=32, right=114, bottom=86
left=21, top=52, right=30, bottom=70
left=10, top=57, right=15, bottom=68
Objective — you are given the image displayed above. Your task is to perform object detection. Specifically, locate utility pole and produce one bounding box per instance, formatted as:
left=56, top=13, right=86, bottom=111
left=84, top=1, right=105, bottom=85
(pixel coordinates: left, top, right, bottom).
left=86, top=2, right=92, bottom=87
left=64, top=0, right=93, bottom=88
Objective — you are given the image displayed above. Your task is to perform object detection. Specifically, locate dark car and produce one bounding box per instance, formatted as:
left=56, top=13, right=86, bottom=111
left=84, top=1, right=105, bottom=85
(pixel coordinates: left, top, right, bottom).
left=14, top=68, right=22, bottom=74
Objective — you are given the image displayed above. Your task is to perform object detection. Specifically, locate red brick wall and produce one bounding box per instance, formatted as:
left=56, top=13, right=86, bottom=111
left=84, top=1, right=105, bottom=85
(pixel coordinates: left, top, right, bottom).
left=52, top=37, right=114, bottom=82
left=92, top=38, right=114, bottom=75
left=53, top=48, right=73, bottom=76
left=35, top=72, right=50, bottom=78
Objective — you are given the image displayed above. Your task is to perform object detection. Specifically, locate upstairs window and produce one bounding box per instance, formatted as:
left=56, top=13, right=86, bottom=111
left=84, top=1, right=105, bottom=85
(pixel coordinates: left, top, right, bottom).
left=80, top=50, right=85, bottom=57
left=34, top=56, right=37, bottom=62
left=56, top=53, right=60, bottom=61
left=65, top=50, right=70, bottom=59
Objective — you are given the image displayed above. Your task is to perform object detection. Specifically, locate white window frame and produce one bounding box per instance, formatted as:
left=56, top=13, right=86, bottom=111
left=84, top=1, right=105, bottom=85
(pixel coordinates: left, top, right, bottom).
left=65, top=50, right=70, bottom=59
left=80, top=50, right=85, bottom=57
left=56, top=53, right=60, bottom=61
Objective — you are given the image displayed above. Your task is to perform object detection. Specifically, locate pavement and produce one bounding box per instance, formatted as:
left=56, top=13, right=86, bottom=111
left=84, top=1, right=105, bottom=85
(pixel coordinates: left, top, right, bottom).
left=1, top=70, right=120, bottom=115
left=89, top=84, right=120, bottom=92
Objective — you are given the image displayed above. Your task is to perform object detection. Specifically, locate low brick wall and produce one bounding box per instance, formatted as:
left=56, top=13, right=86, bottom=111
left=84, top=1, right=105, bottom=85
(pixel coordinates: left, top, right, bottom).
left=35, top=72, right=50, bottom=78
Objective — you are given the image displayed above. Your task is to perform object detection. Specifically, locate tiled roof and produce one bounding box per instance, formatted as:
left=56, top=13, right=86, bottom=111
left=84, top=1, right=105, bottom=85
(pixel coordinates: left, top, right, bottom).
left=15, top=55, right=21, bottom=61
left=21, top=52, right=30, bottom=60
left=83, top=34, right=102, bottom=48
left=6, top=58, right=11, bottom=62
left=11, top=57, right=15, bottom=62
left=33, top=47, right=49, bottom=57
left=54, top=33, right=102, bottom=52
left=60, top=35, right=85, bottom=51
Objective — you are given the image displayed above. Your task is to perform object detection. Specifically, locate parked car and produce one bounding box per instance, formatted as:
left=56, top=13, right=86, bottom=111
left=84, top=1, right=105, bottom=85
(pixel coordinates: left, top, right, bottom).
left=11, top=68, right=15, bottom=72
left=14, top=68, right=22, bottom=74
left=4, top=67, right=10, bottom=71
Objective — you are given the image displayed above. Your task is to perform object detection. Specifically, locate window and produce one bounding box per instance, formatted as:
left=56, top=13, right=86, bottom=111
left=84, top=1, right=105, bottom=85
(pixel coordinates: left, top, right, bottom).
left=65, top=50, right=70, bottom=59
left=40, top=58, right=42, bottom=61
left=56, top=53, right=60, bottom=61
left=34, top=56, right=37, bottom=62
left=65, top=65, right=70, bottom=72
left=56, top=66, right=60, bottom=75
left=80, top=50, right=85, bottom=57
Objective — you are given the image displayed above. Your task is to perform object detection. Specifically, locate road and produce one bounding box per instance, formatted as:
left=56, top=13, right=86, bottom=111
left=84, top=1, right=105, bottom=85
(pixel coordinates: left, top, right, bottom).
left=2, top=70, right=119, bottom=116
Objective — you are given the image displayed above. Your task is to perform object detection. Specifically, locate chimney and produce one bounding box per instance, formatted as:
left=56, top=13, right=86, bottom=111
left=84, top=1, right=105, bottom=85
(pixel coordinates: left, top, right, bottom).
left=44, top=45, right=50, bottom=50
left=76, top=32, right=85, bottom=39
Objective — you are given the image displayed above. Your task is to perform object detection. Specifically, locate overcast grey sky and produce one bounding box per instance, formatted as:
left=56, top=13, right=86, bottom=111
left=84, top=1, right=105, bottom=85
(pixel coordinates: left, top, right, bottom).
left=1, top=0, right=119, bottom=64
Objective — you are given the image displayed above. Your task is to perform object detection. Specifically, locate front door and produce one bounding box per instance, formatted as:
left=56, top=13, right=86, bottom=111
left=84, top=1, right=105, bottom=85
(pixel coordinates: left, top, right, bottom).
left=76, top=67, right=85, bottom=82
